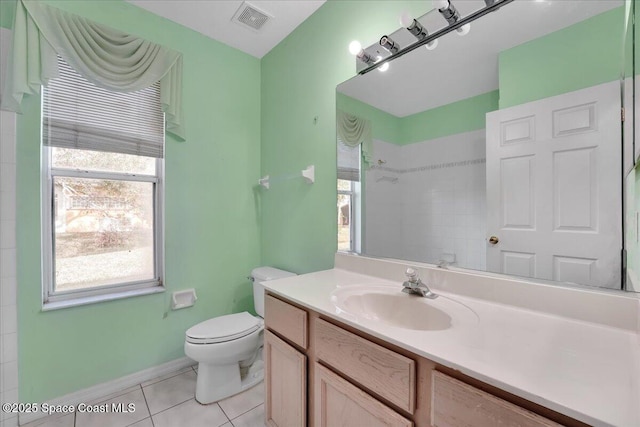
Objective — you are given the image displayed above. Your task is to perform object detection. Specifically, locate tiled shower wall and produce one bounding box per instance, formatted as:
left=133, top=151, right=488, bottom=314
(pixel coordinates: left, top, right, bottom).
left=0, top=27, right=19, bottom=427
left=365, top=130, right=487, bottom=270
left=364, top=140, right=403, bottom=260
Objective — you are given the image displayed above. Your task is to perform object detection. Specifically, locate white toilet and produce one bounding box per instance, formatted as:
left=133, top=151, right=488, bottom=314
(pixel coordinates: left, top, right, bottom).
left=184, top=267, right=296, bottom=404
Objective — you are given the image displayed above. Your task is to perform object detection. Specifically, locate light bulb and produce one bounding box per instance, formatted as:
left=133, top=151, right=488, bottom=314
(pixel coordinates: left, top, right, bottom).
left=399, top=11, right=414, bottom=28
left=432, top=0, right=449, bottom=10
left=348, top=40, right=362, bottom=56
left=376, top=56, right=389, bottom=72
left=456, top=23, right=470, bottom=36
left=425, top=39, right=438, bottom=50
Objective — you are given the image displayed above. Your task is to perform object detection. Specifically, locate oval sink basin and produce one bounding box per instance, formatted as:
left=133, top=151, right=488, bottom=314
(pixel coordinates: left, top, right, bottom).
left=331, top=285, right=476, bottom=331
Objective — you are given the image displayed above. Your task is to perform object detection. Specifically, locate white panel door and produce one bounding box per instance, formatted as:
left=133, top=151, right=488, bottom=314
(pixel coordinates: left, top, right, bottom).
left=486, top=81, right=621, bottom=288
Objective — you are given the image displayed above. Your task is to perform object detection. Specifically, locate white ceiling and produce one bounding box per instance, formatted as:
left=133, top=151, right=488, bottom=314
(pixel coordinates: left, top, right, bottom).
left=126, top=0, right=326, bottom=58
left=338, top=0, right=623, bottom=117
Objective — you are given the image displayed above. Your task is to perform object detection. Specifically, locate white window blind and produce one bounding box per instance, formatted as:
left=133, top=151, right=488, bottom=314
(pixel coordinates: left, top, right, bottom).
left=43, top=57, right=165, bottom=158
left=337, top=136, right=360, bottom=181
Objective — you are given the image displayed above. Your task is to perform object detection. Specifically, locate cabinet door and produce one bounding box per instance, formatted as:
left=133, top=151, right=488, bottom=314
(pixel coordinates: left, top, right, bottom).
left=265, top=330, right=306, bottom=427
left=314, top=363, right=413, bottom=427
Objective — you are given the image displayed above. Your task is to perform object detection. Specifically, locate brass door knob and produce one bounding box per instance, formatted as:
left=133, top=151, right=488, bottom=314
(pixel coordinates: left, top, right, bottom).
left=488, top=236, right=499, bottom=245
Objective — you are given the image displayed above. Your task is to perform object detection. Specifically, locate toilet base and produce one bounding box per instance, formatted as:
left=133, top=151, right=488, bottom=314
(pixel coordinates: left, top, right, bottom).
left=195, top=360, right=264, bottom=405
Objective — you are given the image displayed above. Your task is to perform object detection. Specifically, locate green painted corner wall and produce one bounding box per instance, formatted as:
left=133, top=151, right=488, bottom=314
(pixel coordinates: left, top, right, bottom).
left=400, top=90, right=499, bottom=145
left=499, top=6, right=625, bottom=108
left=12, top=0, right=262, bottom=402
left=336, top=90, right=499, bottom=146
left=260, top=1, right=626, bottom=275
left=2, top=0, right=633, bottom=404
left=260, top=1, right=427, bottom=274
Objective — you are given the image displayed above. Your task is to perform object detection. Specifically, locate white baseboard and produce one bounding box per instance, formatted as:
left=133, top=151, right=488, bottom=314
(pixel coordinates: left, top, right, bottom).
left=19, top=357, right=194, bottom=425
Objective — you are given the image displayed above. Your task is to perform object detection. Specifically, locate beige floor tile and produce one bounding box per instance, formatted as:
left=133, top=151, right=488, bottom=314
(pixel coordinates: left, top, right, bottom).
left=152, top=399, right=228, bottom=427
left=220, top=423, right=232, bottom=427
left=218, top=384, right=264, bottom=420
left=20, top=413, right=74, bottom=427
left=127, top=417, right=153, bottom=427
left=230, top=404, right=265, bottom=427
left=142, top=370, right=196, bottom=415
left=75, top=388, right=150, bottom=427
left=140, top=367, right=194, bottom=388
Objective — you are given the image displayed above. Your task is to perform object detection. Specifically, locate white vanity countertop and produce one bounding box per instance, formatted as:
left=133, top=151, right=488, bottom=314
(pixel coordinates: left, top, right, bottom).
left=263, top=268, right=640, bottom=427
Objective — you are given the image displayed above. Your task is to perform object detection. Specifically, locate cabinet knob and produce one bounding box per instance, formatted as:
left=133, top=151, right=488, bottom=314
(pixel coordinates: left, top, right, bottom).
left=488, top=236, right=499, bottom=245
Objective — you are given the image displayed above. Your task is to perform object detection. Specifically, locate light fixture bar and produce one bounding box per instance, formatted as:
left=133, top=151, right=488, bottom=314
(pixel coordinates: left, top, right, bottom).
left=358, top=0, right=514, bottom=75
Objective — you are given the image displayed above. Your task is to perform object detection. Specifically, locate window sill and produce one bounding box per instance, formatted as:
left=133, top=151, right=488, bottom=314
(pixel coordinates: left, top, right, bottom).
left=42, top=285, right=166, bottom=312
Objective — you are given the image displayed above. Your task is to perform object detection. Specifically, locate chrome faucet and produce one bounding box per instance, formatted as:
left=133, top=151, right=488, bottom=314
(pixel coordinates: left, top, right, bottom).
left=402, top=268, right=438, bottom=299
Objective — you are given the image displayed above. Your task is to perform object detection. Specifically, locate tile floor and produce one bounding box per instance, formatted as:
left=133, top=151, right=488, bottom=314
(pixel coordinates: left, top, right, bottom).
left=22, top=366, right=266, bottom=427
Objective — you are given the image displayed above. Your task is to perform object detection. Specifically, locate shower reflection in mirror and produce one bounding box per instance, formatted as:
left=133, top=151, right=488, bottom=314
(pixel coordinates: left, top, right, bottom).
left=336, top=0, right=634, bottom=291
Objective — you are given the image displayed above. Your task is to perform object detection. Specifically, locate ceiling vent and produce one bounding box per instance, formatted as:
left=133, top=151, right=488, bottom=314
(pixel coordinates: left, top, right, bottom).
left=232, top=2, right=272, bottom=32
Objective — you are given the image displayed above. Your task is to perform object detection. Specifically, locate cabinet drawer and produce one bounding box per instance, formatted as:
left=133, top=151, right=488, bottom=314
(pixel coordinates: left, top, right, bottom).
left=432, top=371, right=561, bottom=427
left=265, top=294, right=308, bottom=349
left=314, top=318, right=416, bottom=413
left=314, top=363, right=413, bottom=427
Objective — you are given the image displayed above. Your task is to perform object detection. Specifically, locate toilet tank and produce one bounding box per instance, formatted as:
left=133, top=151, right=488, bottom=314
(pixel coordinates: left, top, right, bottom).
left=251, top=267, right=296, bottom=317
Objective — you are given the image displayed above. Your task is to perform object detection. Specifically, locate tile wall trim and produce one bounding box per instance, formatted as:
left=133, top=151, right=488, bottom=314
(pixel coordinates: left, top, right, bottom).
left=371, top=158, right=485, bottom=175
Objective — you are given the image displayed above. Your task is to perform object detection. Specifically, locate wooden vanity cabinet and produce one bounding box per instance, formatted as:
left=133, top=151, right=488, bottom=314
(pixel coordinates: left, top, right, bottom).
left=314, top=362, right=412, bottom=427
left=264, top=330, right=307, bottom=427
left=264, top=294, right=309, bottom=426
left=264, top=292, right=589, bottom=427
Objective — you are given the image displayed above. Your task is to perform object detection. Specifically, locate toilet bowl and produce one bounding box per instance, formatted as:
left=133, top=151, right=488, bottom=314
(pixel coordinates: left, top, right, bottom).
left=184, top=267, right=296, bottom=404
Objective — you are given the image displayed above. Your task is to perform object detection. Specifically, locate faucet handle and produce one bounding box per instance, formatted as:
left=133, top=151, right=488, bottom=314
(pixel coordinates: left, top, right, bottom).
left=405, top=268, right=418, bottom=280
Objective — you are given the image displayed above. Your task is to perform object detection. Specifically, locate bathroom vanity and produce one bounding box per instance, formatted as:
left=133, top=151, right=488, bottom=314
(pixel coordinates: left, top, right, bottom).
left=263, top=254, right=640, bottom=427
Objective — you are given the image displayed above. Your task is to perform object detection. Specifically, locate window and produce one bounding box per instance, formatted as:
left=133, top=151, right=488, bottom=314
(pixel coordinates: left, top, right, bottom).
left=337, top=139, right=361, bottom=252
left=42, top=57, right=165, bottom=308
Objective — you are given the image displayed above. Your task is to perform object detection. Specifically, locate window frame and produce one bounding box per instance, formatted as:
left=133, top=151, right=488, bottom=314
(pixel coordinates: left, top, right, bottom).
left=41, top=146, right=165, bottom=310
left=337, top=179, right=361, bottom=253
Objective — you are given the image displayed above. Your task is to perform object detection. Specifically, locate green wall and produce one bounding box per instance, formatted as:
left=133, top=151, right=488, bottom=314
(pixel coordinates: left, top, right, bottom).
left=6, top=0, right=262, bottom=403
left=400, top=90, right=498, bottom=144
left=1, top=0, right=632, bottom=405
left=337, top=90, right=499, bottom=146
left=260, top=1, right=625, bottom=275
left=0, top=1, right=16, bottom=28
left=260, top=1, right=427, bottom=274
left=499, top=6, right=625, bottom=108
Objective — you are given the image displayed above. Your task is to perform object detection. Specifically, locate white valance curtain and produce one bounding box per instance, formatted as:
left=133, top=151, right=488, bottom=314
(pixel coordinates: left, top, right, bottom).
left=1, top=0, right=185, bottom=141
left=336, top=109, right=372, bottom=167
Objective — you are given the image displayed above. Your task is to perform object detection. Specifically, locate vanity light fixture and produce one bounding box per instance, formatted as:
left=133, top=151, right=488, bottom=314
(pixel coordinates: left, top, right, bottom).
left=399, top=12, right=438, bottom=50
left=348, top=40, right=376, bottom=66
left=376, top=56, right=390, bottom=72
left=434, top=0, right=471, bottom=36
left=357, top=0, right=513, bottom=75
left=379, top=35, right=400, bottom=54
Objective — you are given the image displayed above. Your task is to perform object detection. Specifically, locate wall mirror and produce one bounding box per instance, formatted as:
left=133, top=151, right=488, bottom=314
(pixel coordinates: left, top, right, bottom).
left=336, top=0, right=639, bottom=292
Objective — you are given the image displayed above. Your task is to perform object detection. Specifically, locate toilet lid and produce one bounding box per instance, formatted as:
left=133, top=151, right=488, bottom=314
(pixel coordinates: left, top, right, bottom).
left=186, top=312, right=261, bottom=344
